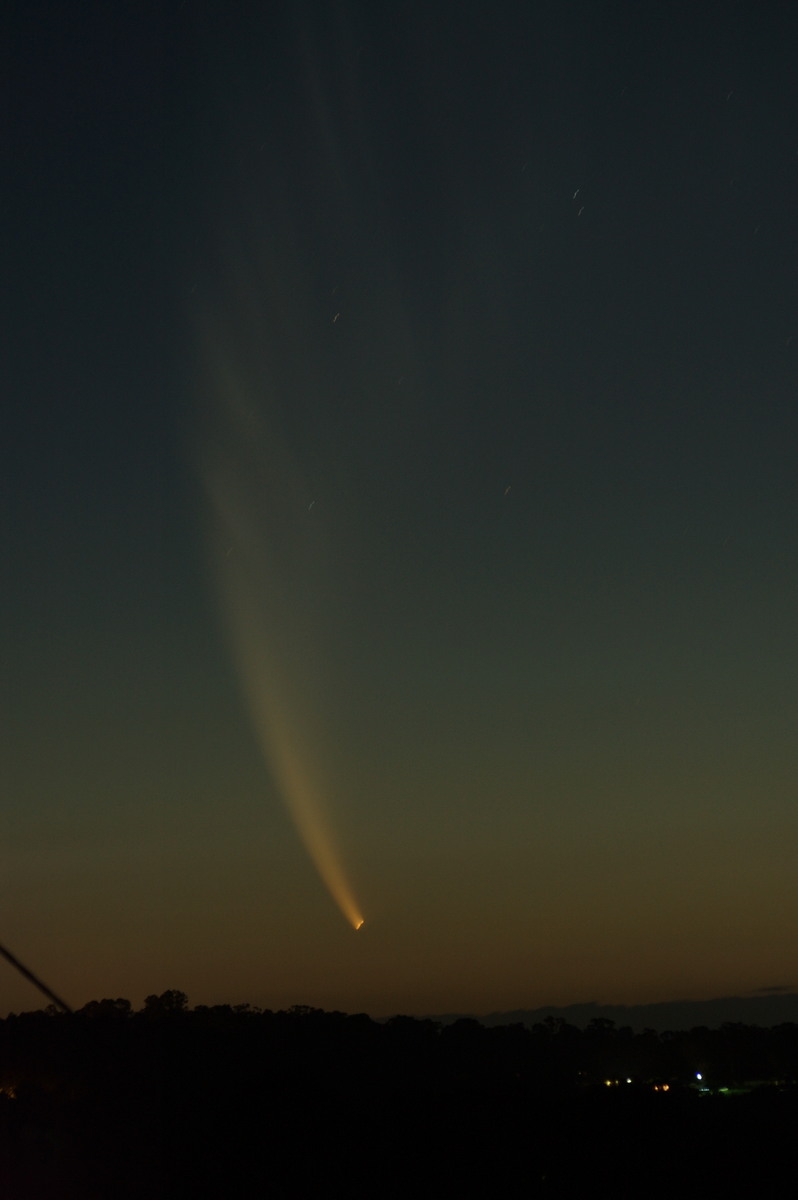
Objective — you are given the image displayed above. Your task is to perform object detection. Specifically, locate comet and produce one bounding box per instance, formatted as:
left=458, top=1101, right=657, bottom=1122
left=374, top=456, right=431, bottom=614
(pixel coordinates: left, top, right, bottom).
left=355, top=919, right=364, bottom=931
left=198, top=343, right=365, bottom=933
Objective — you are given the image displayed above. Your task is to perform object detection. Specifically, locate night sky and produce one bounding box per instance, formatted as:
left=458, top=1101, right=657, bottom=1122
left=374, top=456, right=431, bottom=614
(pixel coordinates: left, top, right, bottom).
left=4, top=0, right=797, bottom=1017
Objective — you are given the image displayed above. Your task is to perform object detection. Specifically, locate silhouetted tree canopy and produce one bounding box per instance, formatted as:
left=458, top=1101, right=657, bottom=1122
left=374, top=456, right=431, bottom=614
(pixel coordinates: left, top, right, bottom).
left=0, top=996, right=795, bottom=1198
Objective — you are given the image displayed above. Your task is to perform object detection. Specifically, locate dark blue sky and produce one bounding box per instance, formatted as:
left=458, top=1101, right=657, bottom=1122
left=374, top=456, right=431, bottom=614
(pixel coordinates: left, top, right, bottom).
left=4, top=0, right=797, bottom=1015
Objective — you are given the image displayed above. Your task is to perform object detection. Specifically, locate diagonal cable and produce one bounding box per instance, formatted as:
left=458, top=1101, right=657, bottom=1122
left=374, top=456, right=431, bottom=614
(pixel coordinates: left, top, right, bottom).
left=0, top=941, right=72, bottom=1013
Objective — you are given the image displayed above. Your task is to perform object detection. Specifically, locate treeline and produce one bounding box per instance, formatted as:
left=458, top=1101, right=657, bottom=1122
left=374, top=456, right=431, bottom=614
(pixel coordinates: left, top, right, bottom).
left=4, top=991, right=797, bottom=1088
left=0, top=994, right=796, bottom=1197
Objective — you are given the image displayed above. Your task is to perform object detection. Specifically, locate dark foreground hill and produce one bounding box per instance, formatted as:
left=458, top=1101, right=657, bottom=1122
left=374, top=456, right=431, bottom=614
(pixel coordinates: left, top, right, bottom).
left=0, top=994, right=796, bottom=1198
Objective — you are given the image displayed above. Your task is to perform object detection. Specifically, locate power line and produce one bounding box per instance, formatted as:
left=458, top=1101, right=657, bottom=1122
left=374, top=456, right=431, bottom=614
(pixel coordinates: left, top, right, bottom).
left=0, top=941, right=73, bottom=1014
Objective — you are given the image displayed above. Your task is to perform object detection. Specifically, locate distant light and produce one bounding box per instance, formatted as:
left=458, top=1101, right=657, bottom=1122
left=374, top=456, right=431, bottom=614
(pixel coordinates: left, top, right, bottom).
left=626, top=1078, right=632, bottom=1084
left=696, top=1073, right=702, bottom=1081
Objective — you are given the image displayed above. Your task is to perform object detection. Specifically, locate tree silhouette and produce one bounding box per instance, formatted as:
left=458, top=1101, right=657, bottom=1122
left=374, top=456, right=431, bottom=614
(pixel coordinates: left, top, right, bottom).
left=143, top=989, right=189, bottom=1016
